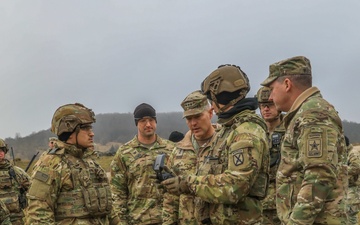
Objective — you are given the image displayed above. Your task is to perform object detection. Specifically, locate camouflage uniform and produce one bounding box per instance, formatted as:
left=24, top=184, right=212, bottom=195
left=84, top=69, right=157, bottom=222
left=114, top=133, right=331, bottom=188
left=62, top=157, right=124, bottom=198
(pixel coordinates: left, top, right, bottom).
left=0, top=139, right=30, bottom=225
left=24, top=103, right=118, bottom=225
left=346, top=143, right=360, bottom=224
left=110, top=135, right=175, bottom=225
left=162, top=130, right=215, bottom=225
left=162, top=65, right=269, bottom=225
left=262, top=124, right=285, bottom=225
left=261, top=56, right=348, bottom=224
left=186, top=110, right=269, bottom=225
left=0, top=199, right=11, bottom=225
left=163, top=90, right=217, bottom=225
left=256, top=87, right=284, bottom=225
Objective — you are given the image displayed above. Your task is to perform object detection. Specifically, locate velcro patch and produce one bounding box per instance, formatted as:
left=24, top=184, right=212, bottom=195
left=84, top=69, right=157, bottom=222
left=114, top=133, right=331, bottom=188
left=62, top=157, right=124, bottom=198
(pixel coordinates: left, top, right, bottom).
left=307, top=138, right=322, bottom=158
left=34, top=171, right=49, bottom=183
left=232, top=149, right=244, bottom=166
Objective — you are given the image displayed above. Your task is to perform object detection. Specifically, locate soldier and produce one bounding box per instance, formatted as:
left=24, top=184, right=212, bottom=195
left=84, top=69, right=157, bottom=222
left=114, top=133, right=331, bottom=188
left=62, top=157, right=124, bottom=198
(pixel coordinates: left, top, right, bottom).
left=162, top=90, right=217, bottom=225
left=110, top=103, right=175, bottom=225
left=256, top=87, right=285, bottom=225
left=345, top=136, right=360, bottom=224
left=0, top=138, right=30, bottom=225
left=48, top=137, right=58, bottom=149
left=162, top=64, right=269, bottom=224
left=0, top=195, right=11, bottom=225
left=261, top=56, right=348, bottom=224
left=24, top=103, right=119, bottom=224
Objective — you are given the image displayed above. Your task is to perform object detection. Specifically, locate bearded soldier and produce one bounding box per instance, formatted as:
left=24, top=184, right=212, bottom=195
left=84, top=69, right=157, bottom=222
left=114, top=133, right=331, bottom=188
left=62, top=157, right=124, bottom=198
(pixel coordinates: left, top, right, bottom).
left=0, top=138, right=30, bottom=225
left=24, top=103, right=119, bottom=224
left=110, top=103, right=175, bottom=225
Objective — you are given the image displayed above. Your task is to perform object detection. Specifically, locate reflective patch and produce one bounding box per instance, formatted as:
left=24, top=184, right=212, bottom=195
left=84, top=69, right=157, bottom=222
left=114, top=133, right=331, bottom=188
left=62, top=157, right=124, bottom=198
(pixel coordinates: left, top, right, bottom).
left=34, top=171, right=49, bottom=183
left=232, top=149, right=244, bottom=166
left=307, top=139, right=322, bottom=158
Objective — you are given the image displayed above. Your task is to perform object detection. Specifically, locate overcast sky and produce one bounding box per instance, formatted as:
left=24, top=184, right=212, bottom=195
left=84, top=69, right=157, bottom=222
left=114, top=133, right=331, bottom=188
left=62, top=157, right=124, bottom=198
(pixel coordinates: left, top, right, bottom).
left=1, top=1, right=359, bottom=139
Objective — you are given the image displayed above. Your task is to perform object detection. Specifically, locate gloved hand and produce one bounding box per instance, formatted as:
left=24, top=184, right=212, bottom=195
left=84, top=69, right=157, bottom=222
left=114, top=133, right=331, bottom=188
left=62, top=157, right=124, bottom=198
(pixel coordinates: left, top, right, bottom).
left=161, top=176, right=190, bottom=195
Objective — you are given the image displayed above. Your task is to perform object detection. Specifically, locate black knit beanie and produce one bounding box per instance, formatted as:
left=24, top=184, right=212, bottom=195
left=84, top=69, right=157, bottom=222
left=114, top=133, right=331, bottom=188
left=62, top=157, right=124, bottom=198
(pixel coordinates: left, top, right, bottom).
left=168, top=131, right=184, bottom=142
left=133, top=103, right=157, bottom=126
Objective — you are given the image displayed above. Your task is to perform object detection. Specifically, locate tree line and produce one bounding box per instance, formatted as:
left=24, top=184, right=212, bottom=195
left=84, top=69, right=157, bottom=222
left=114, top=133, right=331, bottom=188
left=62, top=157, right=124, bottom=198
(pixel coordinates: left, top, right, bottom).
left=4, top=112, right=360, bottom=160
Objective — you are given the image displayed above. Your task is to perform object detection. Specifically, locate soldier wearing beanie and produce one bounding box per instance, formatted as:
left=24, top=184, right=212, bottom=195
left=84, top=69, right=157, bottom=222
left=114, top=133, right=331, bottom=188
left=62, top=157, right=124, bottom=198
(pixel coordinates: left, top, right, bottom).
left=110, top=103, right=175, bottom=225
left=261, top=56, right=348, bottom=224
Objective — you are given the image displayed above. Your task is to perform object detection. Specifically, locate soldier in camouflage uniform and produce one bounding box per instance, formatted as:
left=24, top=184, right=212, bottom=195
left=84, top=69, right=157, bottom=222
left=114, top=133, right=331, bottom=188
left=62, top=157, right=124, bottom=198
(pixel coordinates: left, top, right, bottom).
left=261, top=56, right=348, bottom=224
left=0, top=138, right=30, bottom=225
left=24, top=103, right=119, bottom=225
left=256, top=87, right=285, bottom=225
left=162, top=90, right=217, bottom=225
left=110, top=103, right=175, bottom=225
left=162, top=65, right=269, bottom=225
left=345, top=136, right=360, bottom=224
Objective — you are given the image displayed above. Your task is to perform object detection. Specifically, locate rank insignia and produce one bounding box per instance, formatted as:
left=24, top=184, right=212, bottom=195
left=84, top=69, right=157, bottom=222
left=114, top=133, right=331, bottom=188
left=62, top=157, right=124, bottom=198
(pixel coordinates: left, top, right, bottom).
left=233, top=150, right=244, bottom=166
left=307, top=139, right=322, bottom=158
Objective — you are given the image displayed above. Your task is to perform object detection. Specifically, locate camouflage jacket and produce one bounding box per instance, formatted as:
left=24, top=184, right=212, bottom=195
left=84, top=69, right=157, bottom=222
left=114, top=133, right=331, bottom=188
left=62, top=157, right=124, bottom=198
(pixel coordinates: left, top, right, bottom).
left=261, top=120, right=285, bottom=211
left=163, top=130, right=215, bottom=225
left=0, top=159, right=30, bottom=225
left=0, top=199, right=11, bottom=225
left=110, top=135, right=175, bottom=225
left=347, top=144, right=360, bottom=214
left=24, top=141, right=117, bottom=225
left=187, top=109, right=269, bottom=225
left=276, top=87, right=348, bottom=225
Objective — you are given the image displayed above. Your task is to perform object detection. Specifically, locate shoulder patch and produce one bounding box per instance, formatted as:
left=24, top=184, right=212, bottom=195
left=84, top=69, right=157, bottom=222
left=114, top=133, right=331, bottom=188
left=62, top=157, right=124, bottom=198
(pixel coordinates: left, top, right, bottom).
left=307, top=137, right=322, bottom=158
left=34, top=171, right=49, bottom=183
left=232, top=149, right=244, bottom=166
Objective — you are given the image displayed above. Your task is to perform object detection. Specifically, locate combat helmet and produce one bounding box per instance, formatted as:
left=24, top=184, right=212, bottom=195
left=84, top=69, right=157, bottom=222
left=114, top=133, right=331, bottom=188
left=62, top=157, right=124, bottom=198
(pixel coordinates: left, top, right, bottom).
left=256, top=87, right=272, bottom=103
left=0, top=138, right=8, bottom=154
left=201, top=64, right=250, bottom=113
left=51, top=103, right=95, bottom=137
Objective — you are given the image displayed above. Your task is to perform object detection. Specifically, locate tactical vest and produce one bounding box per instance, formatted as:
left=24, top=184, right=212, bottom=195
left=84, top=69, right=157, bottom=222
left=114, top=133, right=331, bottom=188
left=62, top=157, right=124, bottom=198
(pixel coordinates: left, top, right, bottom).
left=0, top=169, right=21, bottom=214
left=54, top=155, right=112, bottom=219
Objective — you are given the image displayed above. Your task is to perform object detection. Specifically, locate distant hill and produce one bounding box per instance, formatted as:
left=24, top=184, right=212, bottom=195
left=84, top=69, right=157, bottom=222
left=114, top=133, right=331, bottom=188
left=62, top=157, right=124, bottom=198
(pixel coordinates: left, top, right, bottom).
left=4, top=112, right=360, bottom=160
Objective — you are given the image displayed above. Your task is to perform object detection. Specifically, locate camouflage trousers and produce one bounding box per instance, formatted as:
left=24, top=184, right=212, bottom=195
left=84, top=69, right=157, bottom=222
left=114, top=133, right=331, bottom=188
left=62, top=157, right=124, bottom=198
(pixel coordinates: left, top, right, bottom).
left=263, top=209, right=281, bottom=225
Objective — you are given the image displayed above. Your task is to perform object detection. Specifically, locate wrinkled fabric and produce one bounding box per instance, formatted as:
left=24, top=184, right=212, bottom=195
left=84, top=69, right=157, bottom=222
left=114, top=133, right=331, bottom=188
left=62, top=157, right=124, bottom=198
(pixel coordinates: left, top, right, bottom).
left=188, top=110, right=269, bottom=225
left=110, top=135, right=175, bottom=225
left=0, top=199, right=11, bottom=225
left=346, top=144, right=360, bottom=224
left=276, top=87, right=348, bottom=225
left=24, top=141, right=118, bottom=225
left=163, top=130, right=216, bottom=225
left=0, top=159, right=30, bottom=225
left=262, top=121, right=285, bottom=225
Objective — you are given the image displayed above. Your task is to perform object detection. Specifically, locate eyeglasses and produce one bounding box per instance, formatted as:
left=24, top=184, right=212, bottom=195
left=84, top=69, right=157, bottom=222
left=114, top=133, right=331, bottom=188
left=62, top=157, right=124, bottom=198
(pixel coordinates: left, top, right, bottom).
left=80, top=124, right=93, bottom=131
left=259, top=103, right=274, bottom=109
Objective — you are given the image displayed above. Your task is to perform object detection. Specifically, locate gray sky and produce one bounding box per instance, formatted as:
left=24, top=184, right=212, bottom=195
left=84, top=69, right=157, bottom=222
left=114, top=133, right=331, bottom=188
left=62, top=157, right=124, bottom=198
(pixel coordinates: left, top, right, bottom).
left=1, top=1, right=359, bottom=139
